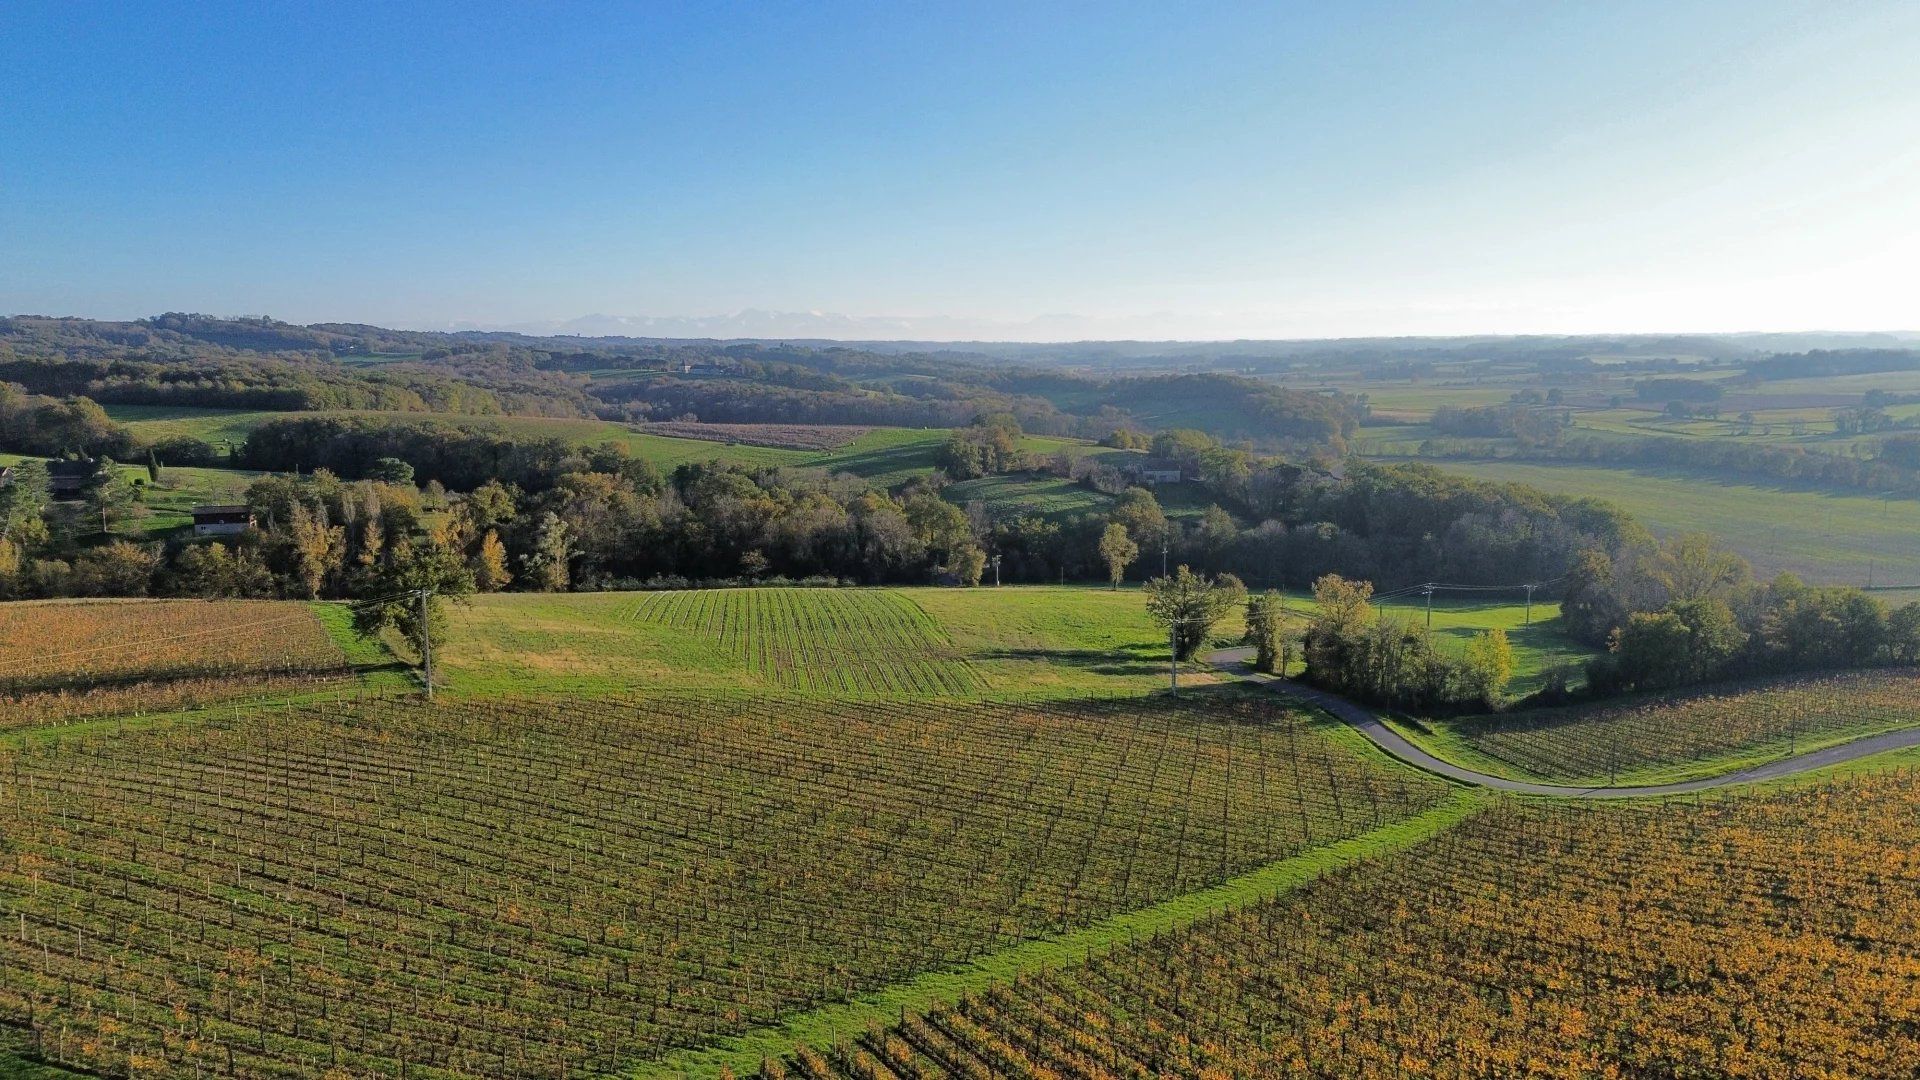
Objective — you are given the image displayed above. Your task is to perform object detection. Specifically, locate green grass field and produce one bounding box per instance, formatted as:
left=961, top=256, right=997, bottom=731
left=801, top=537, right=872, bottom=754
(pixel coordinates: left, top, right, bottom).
left=943, top=473, right=1116, bottom=520
left=439, top=585, right=1242, bottom=698
left=627, top=588, right=981, bottom=695
left=433, top=585, right=1589, bottom=702
left=1433, top=458, right=1920, bottom=589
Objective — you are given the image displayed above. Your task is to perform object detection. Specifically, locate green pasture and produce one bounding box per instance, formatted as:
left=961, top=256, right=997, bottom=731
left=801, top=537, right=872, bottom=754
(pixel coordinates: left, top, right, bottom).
left=431, top=584, right=1586, bottom=704
left=438, top=585, right=1245, bottom=700
left=943, top=473, right=1116, bottom=521
left=1435, top=459, right=1920, bottom=588
left=1342, top=384, right=1516, bottom=420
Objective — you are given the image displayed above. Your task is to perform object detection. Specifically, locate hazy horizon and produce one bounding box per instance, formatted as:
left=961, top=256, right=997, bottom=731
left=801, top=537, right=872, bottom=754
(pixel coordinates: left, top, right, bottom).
left=9, top=306, right=1920, bottom=348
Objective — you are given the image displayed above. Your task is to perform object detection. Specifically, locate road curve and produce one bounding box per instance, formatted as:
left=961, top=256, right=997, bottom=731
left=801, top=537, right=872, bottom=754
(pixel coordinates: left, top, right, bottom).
left=1206, top=647, right=1920, bottom=798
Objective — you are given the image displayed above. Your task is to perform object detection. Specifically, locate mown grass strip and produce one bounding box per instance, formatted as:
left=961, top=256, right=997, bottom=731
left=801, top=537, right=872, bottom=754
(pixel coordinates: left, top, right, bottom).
left=629, top=789, right=1487, bottom=1079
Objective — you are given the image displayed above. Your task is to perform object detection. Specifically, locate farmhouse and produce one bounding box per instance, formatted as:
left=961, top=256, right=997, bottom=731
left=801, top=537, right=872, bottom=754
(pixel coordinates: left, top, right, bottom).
left=45, top=459, right=93, bottom=499
left=190, top=504, right=254, bottom=537
left=1128, top=458, right=1185, bottom=485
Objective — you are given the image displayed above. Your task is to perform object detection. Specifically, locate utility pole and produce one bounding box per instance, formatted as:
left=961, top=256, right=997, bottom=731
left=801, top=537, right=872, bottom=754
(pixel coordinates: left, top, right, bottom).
left=1161, top=542, right=1168, bottom=578
left=1422, top=584, right=1436, bottom=632
left=1169, top=622, right=1179, bottom=693
left=1523, top=583, right=1536, bottom=627
left=991, top=553, right=1002, bottom=587
left=418, top=588, right=434, bottom=702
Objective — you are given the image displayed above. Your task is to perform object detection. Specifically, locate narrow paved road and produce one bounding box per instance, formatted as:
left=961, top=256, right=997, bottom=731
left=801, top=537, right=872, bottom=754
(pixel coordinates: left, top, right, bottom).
left=1207, top=647, right=1920, bottom=798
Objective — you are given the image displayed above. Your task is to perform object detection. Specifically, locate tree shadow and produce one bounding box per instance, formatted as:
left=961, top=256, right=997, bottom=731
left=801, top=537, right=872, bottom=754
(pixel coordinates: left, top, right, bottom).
left=975, top=643, right=1167, bottom=676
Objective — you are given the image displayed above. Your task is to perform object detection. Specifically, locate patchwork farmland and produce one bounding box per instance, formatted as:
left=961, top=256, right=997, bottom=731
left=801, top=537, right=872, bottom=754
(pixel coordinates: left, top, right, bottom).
left=0, top=690, right=1447, bottom=1077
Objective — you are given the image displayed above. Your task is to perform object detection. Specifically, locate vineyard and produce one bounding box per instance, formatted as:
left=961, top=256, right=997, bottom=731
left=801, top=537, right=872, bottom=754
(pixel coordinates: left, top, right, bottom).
left=1445, top=669, right=1920, bottom=783
left=626, top=589, right=981, bottom=696
left=0, top=600, right=353, bottom=733
left=633, top=422, right=876, bottom=450
left=0, top=690, right=1449, bottom=1078
left=787, top=767, right=1920, bottom=1079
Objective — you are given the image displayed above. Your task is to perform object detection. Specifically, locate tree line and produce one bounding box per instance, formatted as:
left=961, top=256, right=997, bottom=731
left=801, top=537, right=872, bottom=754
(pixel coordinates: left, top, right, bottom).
left=5, top=390, right=1913, bottom=713
left=1418, top=432, right=1920, bottom=497
left=1565, top=533, right=1920, bottom=696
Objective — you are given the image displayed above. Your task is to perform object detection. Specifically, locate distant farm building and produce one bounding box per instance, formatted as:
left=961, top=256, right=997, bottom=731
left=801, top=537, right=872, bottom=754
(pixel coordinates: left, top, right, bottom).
left=45, top=460, right=93, bottom=499
left=1129, top=459, right=1186, bottom=485
left=191, top=504, right=254, bottom=537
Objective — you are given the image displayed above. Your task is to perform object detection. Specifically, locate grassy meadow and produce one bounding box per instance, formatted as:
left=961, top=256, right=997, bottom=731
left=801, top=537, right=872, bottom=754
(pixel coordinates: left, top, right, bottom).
left=438, top=585, right=1243, bottom=699
left=428, top=585, right=1593, bottom=702
left=1433, top=458, right=1920, bottom=590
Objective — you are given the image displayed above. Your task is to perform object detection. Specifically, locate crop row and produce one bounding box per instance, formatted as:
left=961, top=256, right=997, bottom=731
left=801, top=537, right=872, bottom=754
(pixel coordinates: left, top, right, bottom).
left=628, top=589, right=980, bottom=696
left=785, top=766, right=1920, bottom=1079
left=0, top=601, right=352, bottom=732
left=1451, top=668, right=1920, bottom=781
left=0, top=690, right=1447, bottom=1078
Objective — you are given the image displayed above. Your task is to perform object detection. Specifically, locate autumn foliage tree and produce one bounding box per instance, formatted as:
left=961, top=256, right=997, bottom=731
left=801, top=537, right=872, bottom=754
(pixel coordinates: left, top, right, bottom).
left=1097, top=523, right=1138, bottom=589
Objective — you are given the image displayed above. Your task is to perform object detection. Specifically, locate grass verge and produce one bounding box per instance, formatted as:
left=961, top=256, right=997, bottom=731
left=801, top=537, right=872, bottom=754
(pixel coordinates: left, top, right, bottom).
left=629, top=789, right=1487, bottom=1079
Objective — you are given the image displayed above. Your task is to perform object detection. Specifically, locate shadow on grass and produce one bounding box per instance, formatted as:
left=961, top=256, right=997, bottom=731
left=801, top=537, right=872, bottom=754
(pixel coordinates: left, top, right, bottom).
left=975, top=644, right=1169, bottom=677
left=818, top=442, right=940, bottom=482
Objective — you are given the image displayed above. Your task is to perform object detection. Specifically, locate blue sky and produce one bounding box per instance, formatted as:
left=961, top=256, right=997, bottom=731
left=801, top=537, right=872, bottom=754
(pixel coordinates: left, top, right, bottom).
left=3, top=1, right=1918, bottom=339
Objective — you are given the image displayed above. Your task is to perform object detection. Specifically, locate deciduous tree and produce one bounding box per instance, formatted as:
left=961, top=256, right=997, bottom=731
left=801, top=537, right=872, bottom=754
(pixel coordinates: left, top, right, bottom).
left=1098, top=523, right=1139, bottom=590
left=1145, top=565, right=1246, bottom=660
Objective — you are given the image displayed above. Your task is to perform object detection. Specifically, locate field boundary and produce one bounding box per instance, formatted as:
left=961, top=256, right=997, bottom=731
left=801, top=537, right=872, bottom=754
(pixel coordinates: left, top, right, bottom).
left=1389, top=710, right=1920, bottom=788
left=629, top=790, right=1486, bottom=1079
left=1211, top=647, right=1920, bottom=797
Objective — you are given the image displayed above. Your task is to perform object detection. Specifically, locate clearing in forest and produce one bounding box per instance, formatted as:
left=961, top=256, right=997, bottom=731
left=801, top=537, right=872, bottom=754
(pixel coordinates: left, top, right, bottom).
left=0, top=691, right=1450, bottom=1078
left=626, top=587, right=981, bottom=695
